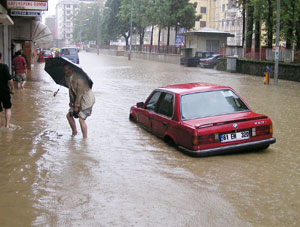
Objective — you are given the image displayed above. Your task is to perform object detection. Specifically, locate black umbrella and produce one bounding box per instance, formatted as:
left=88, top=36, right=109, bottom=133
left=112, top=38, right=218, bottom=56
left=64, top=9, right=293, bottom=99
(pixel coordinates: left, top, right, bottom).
left=44, top=57, right=93, bottom=89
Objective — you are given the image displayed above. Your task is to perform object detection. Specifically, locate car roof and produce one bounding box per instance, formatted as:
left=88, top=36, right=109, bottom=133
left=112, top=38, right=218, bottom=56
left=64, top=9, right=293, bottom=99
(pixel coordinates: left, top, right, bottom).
left=61, top=47, right=78, bottom=50
left=158, top=83, right=231, bottom=95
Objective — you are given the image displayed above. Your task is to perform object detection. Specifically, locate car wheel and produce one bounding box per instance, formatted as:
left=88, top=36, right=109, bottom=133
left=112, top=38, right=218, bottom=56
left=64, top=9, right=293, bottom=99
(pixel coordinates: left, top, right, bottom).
left=129, top=114, right=136, bottom=122
left=164, top=136, right=176, bottom=147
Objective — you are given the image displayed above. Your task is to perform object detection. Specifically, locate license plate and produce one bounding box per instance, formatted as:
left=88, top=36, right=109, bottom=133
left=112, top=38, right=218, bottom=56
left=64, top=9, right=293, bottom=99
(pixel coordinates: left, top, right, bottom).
left=220, top=131, right=250, bottom=143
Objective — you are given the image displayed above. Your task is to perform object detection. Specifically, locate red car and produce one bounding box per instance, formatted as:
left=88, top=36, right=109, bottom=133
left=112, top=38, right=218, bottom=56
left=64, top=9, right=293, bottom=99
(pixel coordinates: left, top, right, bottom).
left=129, top=83, right=276, bottom=157
left=38, top=50, right=53, bottom=62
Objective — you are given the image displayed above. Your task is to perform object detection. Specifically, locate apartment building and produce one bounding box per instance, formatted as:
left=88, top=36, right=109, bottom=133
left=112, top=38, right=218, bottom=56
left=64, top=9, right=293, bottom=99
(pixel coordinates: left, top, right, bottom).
left=191, top=0, right=243, bottom=46
left=56, top=0, right=79, bottom=46
left=55, top=0, right=100, bottom=46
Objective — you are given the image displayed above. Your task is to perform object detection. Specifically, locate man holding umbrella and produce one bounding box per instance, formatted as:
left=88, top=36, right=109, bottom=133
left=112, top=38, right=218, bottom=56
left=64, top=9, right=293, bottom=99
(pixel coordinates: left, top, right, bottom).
left=64, top=64, right=95, bottom=138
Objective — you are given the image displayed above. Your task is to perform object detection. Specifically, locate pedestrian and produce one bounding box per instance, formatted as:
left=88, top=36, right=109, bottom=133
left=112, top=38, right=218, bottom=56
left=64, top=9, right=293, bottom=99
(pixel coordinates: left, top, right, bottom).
left=21, top=50, right=29, bottom=69
left=64, top=63, right=95, bottom=138
left=0, top=52, right=15, bottom=128
left=12, top=50, right=27, bottom=89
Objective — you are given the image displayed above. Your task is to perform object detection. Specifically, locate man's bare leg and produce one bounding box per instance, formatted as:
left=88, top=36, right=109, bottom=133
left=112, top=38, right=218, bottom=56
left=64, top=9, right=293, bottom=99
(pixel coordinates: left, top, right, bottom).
left=21, top=81, right=26, bottom=89
left=79, top=118, right=87, bottom=138
left=5, top=108, right=11, bottom=128
left=66, top=113, right=77, bottom=136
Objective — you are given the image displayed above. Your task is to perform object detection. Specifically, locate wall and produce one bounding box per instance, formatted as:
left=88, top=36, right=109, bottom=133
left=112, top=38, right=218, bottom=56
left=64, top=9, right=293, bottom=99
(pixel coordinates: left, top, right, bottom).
left=94, top=48, right=181, bottom=65
left=217, top=58, right=300, bottom=82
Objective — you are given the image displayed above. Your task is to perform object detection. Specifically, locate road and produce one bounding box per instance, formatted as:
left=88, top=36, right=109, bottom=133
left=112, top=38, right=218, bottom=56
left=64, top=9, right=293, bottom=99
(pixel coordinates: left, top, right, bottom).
left=0, top=52, right=299, bottom=227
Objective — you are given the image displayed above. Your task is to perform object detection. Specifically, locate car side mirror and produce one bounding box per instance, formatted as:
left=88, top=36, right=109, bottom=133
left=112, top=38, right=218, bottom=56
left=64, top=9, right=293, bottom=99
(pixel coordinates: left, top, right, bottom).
left=136, top=102, right=144, bottom=108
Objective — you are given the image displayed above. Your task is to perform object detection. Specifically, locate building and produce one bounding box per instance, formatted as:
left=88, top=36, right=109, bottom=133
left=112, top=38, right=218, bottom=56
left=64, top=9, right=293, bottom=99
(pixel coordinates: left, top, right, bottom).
left=0, top=2, right=14, bottom=66
left=55, top=0, right=101, bottom=47
left=56, top=0, right=79, bottom=46
left=191, top=0, right=243, bottom=46
left=0, top=0, right=52, bottom=70
left=45, top=15, right=56, bottom=39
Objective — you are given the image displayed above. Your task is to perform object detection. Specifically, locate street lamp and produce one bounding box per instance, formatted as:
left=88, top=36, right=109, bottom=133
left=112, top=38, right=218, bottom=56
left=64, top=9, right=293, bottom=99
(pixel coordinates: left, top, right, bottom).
left=128, top=0, right=133, bottom=60
left=274, top=0, right=280, bottom=85
left=97, top=7, right=100, bottom=55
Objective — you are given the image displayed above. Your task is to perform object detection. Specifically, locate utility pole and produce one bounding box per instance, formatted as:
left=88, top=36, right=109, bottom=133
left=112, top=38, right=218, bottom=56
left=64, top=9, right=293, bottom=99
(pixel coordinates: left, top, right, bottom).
left=128, top=0, right=133, bottom=60
left=96, top=5, right=100, bottom=55
left=274, top=0, right=280, bottom=85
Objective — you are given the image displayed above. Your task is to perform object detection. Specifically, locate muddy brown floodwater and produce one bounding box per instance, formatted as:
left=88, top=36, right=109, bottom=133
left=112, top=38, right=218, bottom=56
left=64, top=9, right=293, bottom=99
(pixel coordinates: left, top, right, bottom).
left=0, top=52, right=299, bottom=227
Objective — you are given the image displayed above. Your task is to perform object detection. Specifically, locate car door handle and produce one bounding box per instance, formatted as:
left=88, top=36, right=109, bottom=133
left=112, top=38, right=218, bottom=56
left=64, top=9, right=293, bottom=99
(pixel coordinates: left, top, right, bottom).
left=162, top=122, right=167, bottom=126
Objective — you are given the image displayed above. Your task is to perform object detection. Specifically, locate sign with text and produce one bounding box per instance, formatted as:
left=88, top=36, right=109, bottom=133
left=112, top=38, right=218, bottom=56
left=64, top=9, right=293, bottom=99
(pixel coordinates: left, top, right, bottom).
left=11, top=10, right=41, bottom=16
left=7, top=0, right=48, bottom=11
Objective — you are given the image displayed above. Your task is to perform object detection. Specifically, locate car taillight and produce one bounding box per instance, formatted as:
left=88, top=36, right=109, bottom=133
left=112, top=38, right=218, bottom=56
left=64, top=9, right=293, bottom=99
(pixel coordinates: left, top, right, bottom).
left=192, top=133, right=219, bottom=146
left=252, top=125, right=272, bottom=136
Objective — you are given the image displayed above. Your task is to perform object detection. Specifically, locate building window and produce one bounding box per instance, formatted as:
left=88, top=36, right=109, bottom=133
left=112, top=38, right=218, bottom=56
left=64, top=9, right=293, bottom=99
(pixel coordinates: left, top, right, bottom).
left=222, top=4, right=225, bottom=12
left=200, top=21, right=206, bottom=27
left=200, top=7, right=206, bottom=14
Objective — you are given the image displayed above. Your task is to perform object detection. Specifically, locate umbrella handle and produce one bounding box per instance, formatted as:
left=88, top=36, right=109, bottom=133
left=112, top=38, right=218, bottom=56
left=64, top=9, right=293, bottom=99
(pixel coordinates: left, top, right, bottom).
left=54, top=87, right=60, bottom=96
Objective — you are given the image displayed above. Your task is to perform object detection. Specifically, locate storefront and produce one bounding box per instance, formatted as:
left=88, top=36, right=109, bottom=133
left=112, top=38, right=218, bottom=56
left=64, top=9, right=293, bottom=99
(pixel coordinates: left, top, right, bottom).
left=0, top=0, right=51, bottom=71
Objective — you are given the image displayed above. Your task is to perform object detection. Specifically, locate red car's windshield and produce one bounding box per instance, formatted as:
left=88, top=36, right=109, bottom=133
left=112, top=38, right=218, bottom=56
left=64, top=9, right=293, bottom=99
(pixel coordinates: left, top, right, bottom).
left=180, top=89, right=249, bottom=120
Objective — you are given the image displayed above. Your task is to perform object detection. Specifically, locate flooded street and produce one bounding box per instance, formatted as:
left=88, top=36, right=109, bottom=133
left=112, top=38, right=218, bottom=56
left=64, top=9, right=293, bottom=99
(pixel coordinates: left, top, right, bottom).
left=1, top=52, right=300, bottom=227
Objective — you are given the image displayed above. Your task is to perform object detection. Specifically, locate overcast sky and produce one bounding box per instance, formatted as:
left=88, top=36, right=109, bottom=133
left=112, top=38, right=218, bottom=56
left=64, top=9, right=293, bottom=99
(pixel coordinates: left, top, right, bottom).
left=45, top=0, right=58, bottom=16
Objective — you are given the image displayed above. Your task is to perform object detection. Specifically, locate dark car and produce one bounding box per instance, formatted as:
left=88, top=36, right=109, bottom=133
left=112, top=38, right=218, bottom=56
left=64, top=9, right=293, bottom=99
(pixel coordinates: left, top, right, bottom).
left=180, top=51, right=218, bottom=67
left=129, top=83, right=276, bottom=157
left=199, top=54, right=220, bottom=68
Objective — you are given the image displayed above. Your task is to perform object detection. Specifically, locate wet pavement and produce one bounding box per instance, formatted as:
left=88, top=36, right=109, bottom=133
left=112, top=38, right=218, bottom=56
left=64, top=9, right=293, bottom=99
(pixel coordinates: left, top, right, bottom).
left=0, top=52, right=300, bottom=227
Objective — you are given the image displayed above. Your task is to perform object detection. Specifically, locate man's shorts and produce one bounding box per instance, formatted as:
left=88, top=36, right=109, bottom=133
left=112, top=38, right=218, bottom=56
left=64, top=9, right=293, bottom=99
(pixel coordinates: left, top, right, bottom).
left=0, top=91, right=12, bottom=112
left=68, top=106, right=93, bottom=120
left=15, top=73, right=26, bottom=82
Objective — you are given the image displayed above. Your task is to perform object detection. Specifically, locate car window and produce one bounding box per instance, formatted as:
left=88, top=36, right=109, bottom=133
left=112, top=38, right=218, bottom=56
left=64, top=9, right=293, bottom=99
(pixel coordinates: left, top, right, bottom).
left=181, top=90, right=249, bottom=120
left=155, top=93, right=174, bottom=117
left=146, top=91, right=161, bottom=111
left=61, top=48, right=77, bottom=55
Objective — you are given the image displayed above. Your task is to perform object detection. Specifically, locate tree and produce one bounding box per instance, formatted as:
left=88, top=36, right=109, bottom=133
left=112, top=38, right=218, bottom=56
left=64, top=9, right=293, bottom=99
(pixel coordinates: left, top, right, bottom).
left=280, top=0, right=300, bottom=49
left=246, top=1, right=254, bottom=50
left=153, top=0, right=200, bottom=51
left=101, top=0, right=131, bottom=46
left=119, top=0, right=152, bottom=48
left=264, top=0, right=274, bottom=48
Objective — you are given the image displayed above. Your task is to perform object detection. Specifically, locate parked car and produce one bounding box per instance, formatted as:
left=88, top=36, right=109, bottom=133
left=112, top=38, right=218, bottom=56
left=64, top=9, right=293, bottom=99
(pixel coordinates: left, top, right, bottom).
left=129, top=83, right=276, bottom=157
left=180, top=51, right=218, bottom=67
left=60, top=47, right=79, bottom=64
left=38, top=50, right=54, bottom=62
left=199, top=54, right=220, bottom=68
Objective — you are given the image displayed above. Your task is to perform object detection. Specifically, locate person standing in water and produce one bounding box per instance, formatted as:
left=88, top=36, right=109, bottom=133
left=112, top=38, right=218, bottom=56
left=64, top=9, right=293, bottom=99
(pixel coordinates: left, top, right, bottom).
left=0, top=52, right=15, bottom=128
left=63, top=64, right=95, bottom=138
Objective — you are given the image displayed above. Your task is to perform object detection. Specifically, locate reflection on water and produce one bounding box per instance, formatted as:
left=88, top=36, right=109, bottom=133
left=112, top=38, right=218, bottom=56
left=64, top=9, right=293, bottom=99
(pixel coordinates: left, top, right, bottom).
left=0, top=52, right=299, bottom=226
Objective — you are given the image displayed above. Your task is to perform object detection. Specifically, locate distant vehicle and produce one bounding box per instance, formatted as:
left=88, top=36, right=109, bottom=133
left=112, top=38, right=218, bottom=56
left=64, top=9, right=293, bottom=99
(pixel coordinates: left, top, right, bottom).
left=60, top=47, right=79, bottom=64
left=38, top=50, right=54, bottom=62
left=129, top=83, right=276, bottom=157
left=180, top=51, right=218, bottom=67
left=199, top=54, right=220, bottom=68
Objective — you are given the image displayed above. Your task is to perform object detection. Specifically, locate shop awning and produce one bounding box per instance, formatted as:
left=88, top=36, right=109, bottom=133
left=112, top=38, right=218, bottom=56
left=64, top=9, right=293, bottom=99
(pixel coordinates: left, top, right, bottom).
left=0, top=14, right=14, bottom=25
left=32, top=20, right=53, bottom=49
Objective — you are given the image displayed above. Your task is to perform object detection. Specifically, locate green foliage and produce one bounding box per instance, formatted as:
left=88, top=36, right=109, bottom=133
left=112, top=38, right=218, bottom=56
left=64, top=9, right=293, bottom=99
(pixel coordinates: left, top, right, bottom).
left=102, top=0, right=200, bottom=46
left=73, top=3, right=102, bottom=44
left=280, top=0, right=300, bottom=49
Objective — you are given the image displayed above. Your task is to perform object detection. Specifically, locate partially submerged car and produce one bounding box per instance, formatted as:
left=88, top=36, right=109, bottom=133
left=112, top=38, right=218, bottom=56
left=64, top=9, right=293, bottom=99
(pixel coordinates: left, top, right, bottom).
left=199, top=54, right=220, bottom=68
left=129, top=83, right=276, bottom=157
left=180, top=51, right=218, bottom=67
